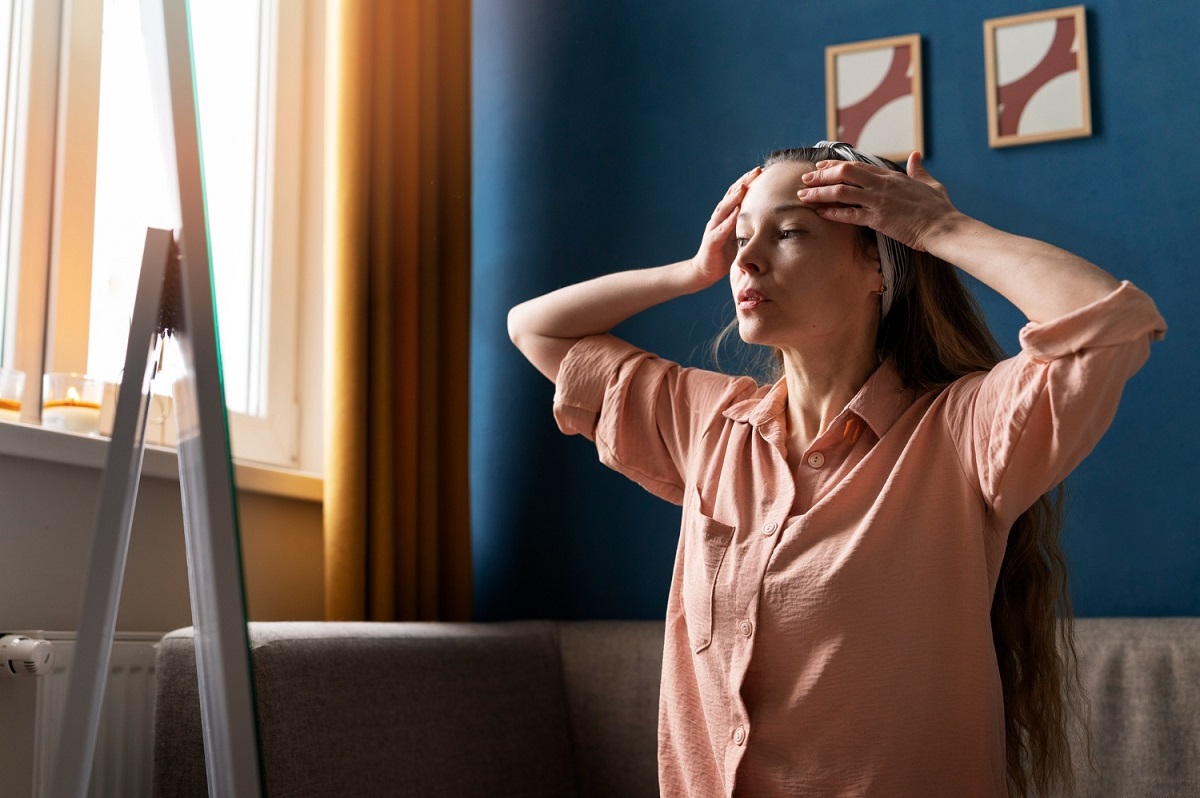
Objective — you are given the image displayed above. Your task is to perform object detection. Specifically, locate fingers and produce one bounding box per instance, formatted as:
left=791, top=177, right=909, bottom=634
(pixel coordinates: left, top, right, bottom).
left=796, top=163, right=878, bottom=210
left=712, top=197, right=738, bottom=227
left=808, top=204, right=865, bottom=225
left=905, top=152, right=945, bottom=197
left=709, top=166, right=761, bottom=225
left=721, top=167, right=761, bottom=202
left=796, top=161, right=884, bottom=220
left=709, top=203, right=739, bottom=244
left=798, top=154, right=943, bottom=208
left=802, top=159, right=884, bottom=189
left=729, top=166, right=762, bottom=192
left=799, top=153, right=955, bottom=246
left=796, top=181, right=865, bottom=207
left=906, top=151, right=924, bottom=177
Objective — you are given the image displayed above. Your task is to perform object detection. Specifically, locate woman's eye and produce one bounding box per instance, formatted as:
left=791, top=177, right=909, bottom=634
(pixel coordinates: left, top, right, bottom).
left=781, top=229, right=804, bottom=239
left=734, top=237, right=749, bottom=248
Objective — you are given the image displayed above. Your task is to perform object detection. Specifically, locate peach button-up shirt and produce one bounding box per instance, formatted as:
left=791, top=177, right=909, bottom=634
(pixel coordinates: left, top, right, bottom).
left=552, top=282, right=1164, bottom=797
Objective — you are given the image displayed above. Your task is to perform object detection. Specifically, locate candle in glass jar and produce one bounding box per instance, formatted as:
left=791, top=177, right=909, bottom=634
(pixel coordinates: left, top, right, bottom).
left=42, top=374, right=105, bottom=435
left=0, top=367, right=25, bottom=423
left=43, top=388, right=102, bottom=433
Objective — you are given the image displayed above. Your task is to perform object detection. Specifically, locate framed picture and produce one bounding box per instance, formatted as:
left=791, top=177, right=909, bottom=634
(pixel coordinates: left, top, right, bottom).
left=825, top=34, right=923, bottom=162
left=984, top=6, right=1091, bottom=148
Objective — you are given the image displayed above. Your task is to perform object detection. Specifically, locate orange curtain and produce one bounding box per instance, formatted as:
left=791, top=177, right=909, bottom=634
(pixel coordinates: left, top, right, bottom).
left=324, top=0, right=472, bottom=622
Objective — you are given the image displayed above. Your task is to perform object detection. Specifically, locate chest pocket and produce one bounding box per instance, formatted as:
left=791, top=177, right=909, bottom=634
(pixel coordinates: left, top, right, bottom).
left=681, top=499, right=735, bottom=653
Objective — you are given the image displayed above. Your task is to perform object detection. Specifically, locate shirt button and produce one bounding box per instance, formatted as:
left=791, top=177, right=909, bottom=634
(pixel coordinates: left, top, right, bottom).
left=733, top=726, right=746, bottom=745
left=806, top=451, right=825, bottom=468
left=762, top=521, right=777, bottom=536
left=739, top=620, right=753, bottom=637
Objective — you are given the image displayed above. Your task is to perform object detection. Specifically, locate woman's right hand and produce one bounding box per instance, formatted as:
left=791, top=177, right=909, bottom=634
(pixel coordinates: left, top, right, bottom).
left=509, top=166, right=762, bottom=383
left=690, top=167, right=761, bottom=288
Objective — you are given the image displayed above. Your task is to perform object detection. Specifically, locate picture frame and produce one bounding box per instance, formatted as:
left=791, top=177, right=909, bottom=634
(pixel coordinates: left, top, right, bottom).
left=984, top=5, right=1092, bottom=148
left=825, top=34, right=923, bottom=162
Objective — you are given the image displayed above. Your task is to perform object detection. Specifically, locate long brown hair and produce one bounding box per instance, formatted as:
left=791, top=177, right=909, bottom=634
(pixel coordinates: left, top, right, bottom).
left=722, top=147, right=1084, bottom=797
left=877, top=224, right=1083, bottom=798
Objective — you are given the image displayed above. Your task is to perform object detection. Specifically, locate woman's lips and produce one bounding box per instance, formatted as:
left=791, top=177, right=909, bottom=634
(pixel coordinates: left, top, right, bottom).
left=737, top=289, right=769, bottom=311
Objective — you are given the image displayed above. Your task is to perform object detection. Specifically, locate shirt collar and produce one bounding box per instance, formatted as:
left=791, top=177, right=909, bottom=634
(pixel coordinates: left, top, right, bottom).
left=844, top=359, right=913, bottom=439
left=722, top=359, right=915, bottom=440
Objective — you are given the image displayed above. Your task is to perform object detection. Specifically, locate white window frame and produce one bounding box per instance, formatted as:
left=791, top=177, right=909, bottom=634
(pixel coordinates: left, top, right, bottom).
left=2, top=0, right=324, bottom=473
left=5, top=0, right=63, bottom=413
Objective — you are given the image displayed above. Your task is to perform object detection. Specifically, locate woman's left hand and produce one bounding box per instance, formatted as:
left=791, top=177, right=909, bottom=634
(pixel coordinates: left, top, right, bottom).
left=795, top=152, right=962, bottom=252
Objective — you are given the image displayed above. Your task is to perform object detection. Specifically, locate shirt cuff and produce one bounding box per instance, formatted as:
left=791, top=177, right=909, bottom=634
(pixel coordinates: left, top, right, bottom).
left=1017, top=281, right=1167, bottom=361
left=552, top=334, right=645, bottom=438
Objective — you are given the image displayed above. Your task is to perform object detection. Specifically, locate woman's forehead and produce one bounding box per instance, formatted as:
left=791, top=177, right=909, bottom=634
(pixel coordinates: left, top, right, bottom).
left=741, top=161, right=816, bottom=211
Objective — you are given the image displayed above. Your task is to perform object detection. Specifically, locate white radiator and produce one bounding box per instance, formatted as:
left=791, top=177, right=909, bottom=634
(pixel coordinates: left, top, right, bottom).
left=0, top=631, right=162, bottom=798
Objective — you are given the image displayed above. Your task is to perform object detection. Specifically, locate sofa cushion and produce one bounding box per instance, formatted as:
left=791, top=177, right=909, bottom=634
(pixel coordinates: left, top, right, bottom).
left=154, top=621, right=579, bottom=798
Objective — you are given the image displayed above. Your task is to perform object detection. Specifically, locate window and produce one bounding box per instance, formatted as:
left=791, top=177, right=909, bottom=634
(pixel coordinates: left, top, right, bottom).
left=0, top=0, right=24, bottom=363
left=0, top=0, right=324, bottom=471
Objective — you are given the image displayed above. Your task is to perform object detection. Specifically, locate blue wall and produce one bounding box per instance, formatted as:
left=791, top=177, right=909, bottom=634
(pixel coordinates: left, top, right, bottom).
left=471, top=0, right=1199, bottom=621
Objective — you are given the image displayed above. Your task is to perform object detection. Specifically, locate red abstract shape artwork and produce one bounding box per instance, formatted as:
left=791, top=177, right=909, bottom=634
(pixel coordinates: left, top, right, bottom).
left=996, top=17, right=1077, bottom=137
left=837, top=45, right=911, bottom=148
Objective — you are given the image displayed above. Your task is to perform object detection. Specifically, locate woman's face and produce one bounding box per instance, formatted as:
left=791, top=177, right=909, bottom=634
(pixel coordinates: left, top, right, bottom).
left=731, top=161, right=882, bottom=351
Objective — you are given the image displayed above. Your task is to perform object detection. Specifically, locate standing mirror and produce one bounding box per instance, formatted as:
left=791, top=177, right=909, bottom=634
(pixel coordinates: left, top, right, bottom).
left=50, top=1, right=263, bottom=795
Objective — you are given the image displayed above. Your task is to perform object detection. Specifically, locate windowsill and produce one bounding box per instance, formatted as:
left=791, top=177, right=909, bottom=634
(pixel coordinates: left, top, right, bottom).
left=0, top=419, right=322, bottom=502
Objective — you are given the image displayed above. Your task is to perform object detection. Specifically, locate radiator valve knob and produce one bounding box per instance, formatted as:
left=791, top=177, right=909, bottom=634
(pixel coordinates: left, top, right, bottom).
left=0, top=635, right=54, bottom=677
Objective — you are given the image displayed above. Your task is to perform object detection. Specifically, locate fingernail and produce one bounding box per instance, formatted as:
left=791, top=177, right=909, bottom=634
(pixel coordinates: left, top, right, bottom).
left=802, top=172, right=816, bottom=183
left=797, top=189, right=810, bottom=199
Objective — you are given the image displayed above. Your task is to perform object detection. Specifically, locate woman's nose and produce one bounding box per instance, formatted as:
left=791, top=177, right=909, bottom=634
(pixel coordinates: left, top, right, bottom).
left=734, top=246, right=761, bottom=274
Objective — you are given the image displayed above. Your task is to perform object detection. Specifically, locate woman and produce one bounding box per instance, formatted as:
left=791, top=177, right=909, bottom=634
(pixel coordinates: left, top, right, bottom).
left=507, top=143, right=1165, bottom=797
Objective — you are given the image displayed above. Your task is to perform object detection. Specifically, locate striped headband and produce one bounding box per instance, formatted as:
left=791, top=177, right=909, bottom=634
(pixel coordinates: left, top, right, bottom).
left=814, top=141, right=909, bottom=318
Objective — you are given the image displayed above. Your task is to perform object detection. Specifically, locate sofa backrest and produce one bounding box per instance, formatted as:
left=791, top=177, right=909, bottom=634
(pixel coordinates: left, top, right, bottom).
left=153, top=617, right=1200, bottom=797
left=1056, top=617, right=1200, bottom=797
left=555, top=621, right=663, bottom=798
left=154, top=621, right=581, bottom=797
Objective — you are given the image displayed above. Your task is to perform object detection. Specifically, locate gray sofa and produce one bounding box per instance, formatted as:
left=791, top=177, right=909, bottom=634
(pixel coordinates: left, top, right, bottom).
left=152, top=618, right=1200, bottom=797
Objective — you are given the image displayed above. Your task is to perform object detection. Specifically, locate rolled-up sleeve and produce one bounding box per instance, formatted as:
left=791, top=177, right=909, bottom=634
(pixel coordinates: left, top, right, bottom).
left=944, top=281, right=1166, bottom=523
left=553, top=334, right=757, bottom=505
